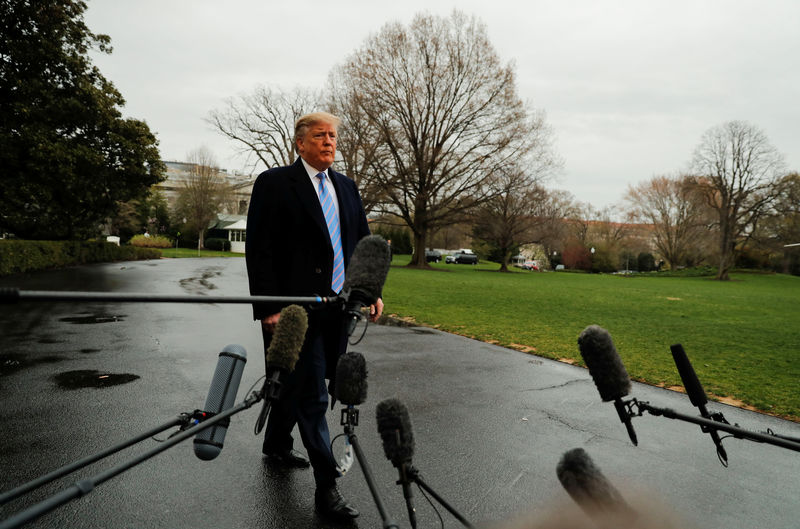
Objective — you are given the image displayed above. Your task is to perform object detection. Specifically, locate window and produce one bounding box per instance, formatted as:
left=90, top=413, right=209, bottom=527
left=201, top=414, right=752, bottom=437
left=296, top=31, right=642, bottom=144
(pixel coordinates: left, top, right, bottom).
left=230, top=230, right=246, bottom=242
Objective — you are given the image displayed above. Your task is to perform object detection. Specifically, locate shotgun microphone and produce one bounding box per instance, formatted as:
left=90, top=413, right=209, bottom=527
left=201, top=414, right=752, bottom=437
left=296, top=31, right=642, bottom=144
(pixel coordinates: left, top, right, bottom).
left=578, top=325, right=638, bottom=445
left=254, top=305, right=307, bottom=434
left=193, top=344, right=247, bottom=461
left=341, top=235, right=391, bottom=335
left=376, top=398, right=417, bottom=529
left=670, top=343, right=728, bottom=464
left=556, top=448, right=635, bottom=520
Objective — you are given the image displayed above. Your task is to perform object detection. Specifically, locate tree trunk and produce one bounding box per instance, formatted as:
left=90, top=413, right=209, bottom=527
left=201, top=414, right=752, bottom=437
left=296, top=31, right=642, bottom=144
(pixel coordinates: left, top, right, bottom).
left=716, top=228, right=733, bottom=280
left=499, top=249, right=511, bottom=272
left=408, top=230, right=429, bottom=268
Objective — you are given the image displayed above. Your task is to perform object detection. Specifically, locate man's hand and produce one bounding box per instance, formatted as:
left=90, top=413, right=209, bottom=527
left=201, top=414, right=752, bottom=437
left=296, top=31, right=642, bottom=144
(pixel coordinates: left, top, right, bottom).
left=368, top=297, right=384, bottom=323
left=261, top=312, right=281, bottom=333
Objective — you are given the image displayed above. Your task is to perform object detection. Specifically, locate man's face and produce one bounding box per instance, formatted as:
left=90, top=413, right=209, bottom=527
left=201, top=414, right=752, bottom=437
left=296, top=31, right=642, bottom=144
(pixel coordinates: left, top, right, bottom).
left=297, top=121, right=337, bottom=171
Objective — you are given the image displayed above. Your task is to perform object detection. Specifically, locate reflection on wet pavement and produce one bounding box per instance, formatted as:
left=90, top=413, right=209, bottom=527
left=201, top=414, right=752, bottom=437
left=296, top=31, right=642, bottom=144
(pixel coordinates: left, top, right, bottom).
left=52, top=369, right=140, bottom=389
left=0, top=353, right=66, bottom=376
left=59, top=314, right=126, bottom=324
left=179, top=267, right=223, bottom=294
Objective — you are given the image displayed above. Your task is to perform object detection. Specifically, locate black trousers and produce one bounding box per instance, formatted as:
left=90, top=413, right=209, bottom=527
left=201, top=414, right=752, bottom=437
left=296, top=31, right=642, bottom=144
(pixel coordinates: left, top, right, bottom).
left=261, top=307, right=342, bottom=488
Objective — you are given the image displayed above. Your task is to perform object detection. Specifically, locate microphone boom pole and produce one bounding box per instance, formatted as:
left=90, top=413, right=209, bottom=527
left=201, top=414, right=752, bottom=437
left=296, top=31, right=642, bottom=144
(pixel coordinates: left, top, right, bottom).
left=0, top=288, right=336, bottom=306
left=0, top=392, right=263, bottom=529
left=632, top=400, right=800, bottom=453
left=0, top=416, right=185, bottom=506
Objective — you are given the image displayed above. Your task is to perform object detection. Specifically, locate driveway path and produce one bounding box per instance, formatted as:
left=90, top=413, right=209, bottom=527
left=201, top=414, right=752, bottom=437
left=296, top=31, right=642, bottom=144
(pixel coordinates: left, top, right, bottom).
left=1, top=258, right=799, bottom=528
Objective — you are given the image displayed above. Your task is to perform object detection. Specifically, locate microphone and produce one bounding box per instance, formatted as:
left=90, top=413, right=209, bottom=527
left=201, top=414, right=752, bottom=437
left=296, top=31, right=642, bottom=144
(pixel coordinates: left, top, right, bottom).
left=577, top=325, right=638, bottom=445
left=376, top=398, right=417, bottom=529
left=670, top=343, right=728, bottom=464
left=334, top=352, right=367, bottom=475
left=193, top=344, right=247, bottom=461
left=335, top=352, right=368, bottom=406
left=556, top=448, right=635, bottom=520
left=254, top=304, right=307, bottom=434
left=342, top=235, right=391, bottom=335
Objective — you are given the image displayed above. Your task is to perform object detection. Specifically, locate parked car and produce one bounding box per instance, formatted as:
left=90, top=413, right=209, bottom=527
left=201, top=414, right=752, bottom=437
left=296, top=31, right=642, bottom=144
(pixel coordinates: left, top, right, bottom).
left=520, top=260, right=540, bottom=271
left=425, top=249, right=442, bottom=263
left=446, top=249, right=478, bottom=264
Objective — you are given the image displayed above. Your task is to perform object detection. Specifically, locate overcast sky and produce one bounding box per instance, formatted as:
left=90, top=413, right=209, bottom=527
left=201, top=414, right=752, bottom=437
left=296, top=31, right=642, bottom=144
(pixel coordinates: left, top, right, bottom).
left=84, top=0, right=799, bottom=211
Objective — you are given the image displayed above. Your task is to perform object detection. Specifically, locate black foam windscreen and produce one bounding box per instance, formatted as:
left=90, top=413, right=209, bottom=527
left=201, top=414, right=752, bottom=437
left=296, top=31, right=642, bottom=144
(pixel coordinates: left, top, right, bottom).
left=578, top=325, right=631, bottom=402
left=556, top=448, right=631, bottom=516
left=342, top=235, right=391, bottom=304
left=670, top=343, right=708, bottom=408
left=335, top=352, right=368, bottom=406
left=266, top=304, right=307, bottom=372
left=375, top=398, right=415, bottom=466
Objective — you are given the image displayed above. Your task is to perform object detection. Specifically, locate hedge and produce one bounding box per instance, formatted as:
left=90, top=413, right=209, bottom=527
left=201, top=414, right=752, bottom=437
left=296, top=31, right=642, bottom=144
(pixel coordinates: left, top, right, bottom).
left=0, top=240, right=162, bottom=276
left=204, top=238, right=231, bottom=251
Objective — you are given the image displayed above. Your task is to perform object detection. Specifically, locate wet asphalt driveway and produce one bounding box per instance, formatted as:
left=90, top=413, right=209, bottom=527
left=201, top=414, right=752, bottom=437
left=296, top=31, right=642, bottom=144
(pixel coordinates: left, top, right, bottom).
left=1, top=257, right=799, bottom=528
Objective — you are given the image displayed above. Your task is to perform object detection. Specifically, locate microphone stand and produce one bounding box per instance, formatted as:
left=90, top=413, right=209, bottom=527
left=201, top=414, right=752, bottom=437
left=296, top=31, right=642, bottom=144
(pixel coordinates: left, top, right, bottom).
left=0, top=392, right=264, bottom=529
left=404, top=466, right=475, bottom=529
left=619, top=398, right=800, bottom=454
left=0, top=287, right=337, bottom=306
left=340, top=407, right=400, bottom=529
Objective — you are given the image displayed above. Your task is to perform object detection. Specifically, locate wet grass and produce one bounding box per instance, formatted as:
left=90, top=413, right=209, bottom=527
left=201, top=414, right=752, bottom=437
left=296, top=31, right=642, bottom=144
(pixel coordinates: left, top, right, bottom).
left=383, top=255, right=800, bottom=420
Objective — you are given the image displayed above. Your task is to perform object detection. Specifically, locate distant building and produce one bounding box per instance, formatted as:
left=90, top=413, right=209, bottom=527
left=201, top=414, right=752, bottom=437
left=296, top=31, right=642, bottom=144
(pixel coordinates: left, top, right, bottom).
left=156, top=161, right=255, bottom=215
left=207, top=214, right=247, bottom=253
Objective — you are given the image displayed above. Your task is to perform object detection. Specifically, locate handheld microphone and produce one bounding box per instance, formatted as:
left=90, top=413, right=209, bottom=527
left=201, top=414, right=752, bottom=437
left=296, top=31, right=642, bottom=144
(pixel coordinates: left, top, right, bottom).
left=376, top=398, right=417, bottom=529
left=193, top=344, right=247, bottom=461
left=255, top=305, right=307, bottom=434
left=342, top=235, right=391, bottom=335
left=577, top=325, right=638, bottom=445
left=556, top=448, right=635, bottom=520
left=335, top=352, right=368, bottom=406
left=670, top=343, right=728, bottom=464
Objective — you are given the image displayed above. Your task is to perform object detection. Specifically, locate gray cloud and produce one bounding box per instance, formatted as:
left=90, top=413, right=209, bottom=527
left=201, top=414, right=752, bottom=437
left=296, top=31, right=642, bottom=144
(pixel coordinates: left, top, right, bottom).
left=85, top=0, right=800, bottom=211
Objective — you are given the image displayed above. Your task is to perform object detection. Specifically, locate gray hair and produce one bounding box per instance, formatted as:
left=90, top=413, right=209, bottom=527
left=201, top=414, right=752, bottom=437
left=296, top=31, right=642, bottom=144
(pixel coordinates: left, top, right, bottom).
left=294, top=112, right=341, bottom=153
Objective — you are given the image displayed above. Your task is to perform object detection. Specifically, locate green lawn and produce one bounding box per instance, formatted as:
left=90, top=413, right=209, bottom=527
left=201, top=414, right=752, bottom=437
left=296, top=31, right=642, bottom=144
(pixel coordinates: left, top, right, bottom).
left=382, top=255, right=800, bottom=420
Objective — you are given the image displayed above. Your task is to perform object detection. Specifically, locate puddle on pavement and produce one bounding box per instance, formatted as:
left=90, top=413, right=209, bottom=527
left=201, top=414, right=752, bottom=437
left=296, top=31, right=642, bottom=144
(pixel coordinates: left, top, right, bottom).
left=410, top=328, right=435, bottom=334
left=0, top=353, right=66, bottom=376
left=179, top=267, right=222, bottom=294
left=79, top=348, right=102, bottom=354
left=59, top=314, right=126, bottom=324
left=53, top=369, right=140, bottom=389
left=37, top=337, right=64, bottom=344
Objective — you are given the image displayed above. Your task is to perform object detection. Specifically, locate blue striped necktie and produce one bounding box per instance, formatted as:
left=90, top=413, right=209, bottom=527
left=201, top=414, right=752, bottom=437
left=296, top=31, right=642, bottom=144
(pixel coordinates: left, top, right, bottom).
left=317, top=172, right=345, bottom=293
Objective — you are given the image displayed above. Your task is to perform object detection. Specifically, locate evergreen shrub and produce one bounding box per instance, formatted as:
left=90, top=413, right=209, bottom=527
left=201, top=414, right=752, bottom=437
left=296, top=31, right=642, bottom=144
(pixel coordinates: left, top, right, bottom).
left=204, top=238, right=231, bottom=251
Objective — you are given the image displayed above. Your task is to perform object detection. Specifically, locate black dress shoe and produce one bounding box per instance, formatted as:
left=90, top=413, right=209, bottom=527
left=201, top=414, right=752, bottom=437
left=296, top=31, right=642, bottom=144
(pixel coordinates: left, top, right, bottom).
left=315, top=486, right=360, bottom=521
left=263, top=449, right=310, bottom=468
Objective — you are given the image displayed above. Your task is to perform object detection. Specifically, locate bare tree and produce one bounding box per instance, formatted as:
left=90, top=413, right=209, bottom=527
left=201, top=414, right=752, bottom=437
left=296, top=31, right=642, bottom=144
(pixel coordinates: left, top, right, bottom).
left=471, top=165, right=549, bottom=272
left=207, top=86, right=320, bottom=173
left=338, top=11, right=557, bottom=267
left=176, top=147, right=231, bottom=249
left=750, top=172, right=800, bottom=273
left=624, top=174, right=709, bottom=269
left=326, top=71, right=384, bottom=214
left=531, top=188, right=580, bottom=258
left=691, top=121, right=786, bottom=280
